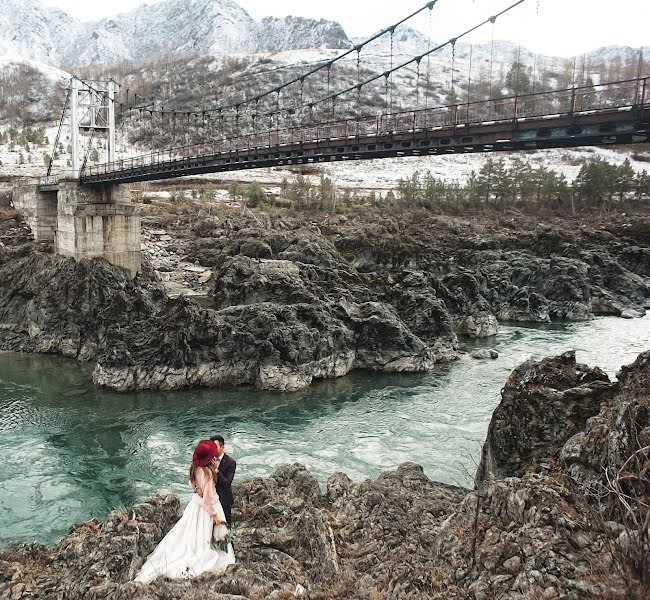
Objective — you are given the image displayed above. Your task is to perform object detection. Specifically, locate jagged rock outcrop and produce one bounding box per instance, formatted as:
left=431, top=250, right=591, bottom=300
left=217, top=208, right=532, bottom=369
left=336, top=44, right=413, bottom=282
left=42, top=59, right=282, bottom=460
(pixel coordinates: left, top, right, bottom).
left=476, top=351, right=613, bottom=482
left=0, top=464, right=467, bottom=599
left=2, top=206, right=649, bottom=393
left=560, top=351, right=650, bottom=515
left=0, top=245, right=163, bottom=361
left=190, top=212, right=649, bottom=339
left=477, top=350, right=650, bottom=521
left=0, top=243, right=437, bottom=392
left=205, top=224, right=459, bottom=360
left=256, top=16, right=350, bottom=52
left=92, top=294, right=433, bottom=393
left=3, top=350, right=650, bottom=598
left=0, top=193, right=33, bottom=247
left=470, top=351, right=650, bottom=598
left=326, top=215, right=650, bottom=325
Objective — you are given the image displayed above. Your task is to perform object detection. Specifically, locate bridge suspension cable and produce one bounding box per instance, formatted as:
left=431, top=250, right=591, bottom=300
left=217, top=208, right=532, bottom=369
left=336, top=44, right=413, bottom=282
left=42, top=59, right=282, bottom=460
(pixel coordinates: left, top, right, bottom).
left=125, top=0, right=531, bottom=138
left=111, top=0, right=445, bottom=124
left=279, top=0, right=528, bottom=118
left=46, top=87, right=71, bottom=177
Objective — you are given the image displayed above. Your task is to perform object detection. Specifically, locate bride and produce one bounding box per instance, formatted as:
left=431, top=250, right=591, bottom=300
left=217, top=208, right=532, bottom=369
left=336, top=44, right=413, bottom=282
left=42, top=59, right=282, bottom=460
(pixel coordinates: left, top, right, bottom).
left=135, top=440, right=235, bottom=584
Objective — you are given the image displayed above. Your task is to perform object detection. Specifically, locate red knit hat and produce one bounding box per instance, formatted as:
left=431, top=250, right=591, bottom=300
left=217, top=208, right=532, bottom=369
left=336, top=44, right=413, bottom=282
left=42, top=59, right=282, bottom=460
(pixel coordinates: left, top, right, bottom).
left=192, top=440, right=217, bottom=467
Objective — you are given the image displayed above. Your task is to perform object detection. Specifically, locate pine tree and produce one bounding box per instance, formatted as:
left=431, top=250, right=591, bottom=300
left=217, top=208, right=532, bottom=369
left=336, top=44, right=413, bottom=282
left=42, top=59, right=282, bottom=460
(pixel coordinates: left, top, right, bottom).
left=318, top=176, right=335, bottom=211
left=509, top=157, right=533, bottom=206
left=634, top=170, right=650, bottom=202
left=466, top=171, right=481, bottom=208
left=245, top=182, right=267, bottom=208
left=493, top=159, right=512, bottom=209
left=574, top=157, right=618, bottom=208
left=615, top=158, right=636, bottom=203
left=505, top=61, right=532, bottom=96
left=477, top=159, right=496, bottom=206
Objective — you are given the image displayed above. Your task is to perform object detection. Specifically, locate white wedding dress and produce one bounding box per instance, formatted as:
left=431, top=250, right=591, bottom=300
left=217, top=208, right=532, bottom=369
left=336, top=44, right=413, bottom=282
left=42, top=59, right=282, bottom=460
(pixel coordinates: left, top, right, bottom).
left=135, top=468, right=235, bottom=584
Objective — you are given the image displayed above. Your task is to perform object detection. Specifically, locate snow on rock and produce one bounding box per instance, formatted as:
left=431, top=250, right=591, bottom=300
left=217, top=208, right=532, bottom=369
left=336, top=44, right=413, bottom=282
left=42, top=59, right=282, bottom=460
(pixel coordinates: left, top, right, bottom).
left=353, top=25, right=434, bottom=58
left=257, top=16, right=351, bottom=52
left=0, top=0, right=77, bottom=65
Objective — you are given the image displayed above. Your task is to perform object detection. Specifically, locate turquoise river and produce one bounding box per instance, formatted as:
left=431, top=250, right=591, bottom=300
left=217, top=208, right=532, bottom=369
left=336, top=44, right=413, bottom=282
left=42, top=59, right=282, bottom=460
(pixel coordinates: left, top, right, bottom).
left=1, top=315, right=649, bottom=546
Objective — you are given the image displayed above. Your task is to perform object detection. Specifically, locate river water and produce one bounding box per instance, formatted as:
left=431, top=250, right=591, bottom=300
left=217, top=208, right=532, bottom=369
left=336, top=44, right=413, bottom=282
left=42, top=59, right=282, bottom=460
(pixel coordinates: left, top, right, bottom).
left=1, top=315, right=649, bottom=546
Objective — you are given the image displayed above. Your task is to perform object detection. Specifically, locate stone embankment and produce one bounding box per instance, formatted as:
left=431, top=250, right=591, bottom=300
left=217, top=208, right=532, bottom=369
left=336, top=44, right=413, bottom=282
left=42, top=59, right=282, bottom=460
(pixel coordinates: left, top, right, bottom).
left=1, top=189, right=649, bottom=392
left=2, top=350, right=649, bottom=599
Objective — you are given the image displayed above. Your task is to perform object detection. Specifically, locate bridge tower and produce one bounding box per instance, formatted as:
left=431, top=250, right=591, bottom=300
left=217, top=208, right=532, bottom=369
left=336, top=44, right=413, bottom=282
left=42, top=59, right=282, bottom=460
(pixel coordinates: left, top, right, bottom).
left=69, top=77, right=116, bottom=175
left=13, top=76, right=141, bottom=278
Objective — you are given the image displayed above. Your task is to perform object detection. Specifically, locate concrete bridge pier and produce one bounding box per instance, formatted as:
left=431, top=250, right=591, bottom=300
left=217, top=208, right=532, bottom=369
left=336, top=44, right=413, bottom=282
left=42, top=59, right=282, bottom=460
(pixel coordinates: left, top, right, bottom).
left=12, top=182, right=141, bottom=278
left=11, top=184, right=58, bottom=242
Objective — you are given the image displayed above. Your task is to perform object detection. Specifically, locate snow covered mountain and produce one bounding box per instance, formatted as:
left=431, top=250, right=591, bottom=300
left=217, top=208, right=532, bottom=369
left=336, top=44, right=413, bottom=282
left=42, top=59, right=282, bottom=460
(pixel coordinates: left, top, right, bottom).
left=0, top=0, right=353, bottom=67
left=66, top=0, right=260, bottom=65
left=354, top=26, right=434, bottom=58
left=257, top=16, right=350, bottom=53
left=0, top=0, right=75, bottom=65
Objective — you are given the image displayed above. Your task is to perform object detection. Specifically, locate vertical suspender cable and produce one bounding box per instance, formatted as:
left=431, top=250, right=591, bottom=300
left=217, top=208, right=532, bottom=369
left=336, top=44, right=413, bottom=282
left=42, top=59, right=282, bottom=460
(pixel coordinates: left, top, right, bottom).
left=636, top=47, right=644, bottom=104
left=450, top=39, right=456, bottom=104
left=356, top=48, right=361, bottom=117
left=425, top=5, right=432, bottom=110
left=488, top=16, right=496, bottom=118
left=415, top=58, right=421, bottom=110
left=389, top=28, right=394, bottom=112
left=466, top=44, right=473, bottom=121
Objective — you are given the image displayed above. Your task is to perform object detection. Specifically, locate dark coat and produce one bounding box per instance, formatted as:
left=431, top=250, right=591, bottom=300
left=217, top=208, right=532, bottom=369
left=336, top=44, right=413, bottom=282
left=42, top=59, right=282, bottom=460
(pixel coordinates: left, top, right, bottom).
left=216, top=453, right=236, bottom=507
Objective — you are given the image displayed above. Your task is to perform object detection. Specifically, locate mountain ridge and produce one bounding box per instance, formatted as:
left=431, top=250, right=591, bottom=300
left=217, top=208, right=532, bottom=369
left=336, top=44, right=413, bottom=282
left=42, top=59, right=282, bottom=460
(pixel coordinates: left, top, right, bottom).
left=0, top=0, right=352, bottom=67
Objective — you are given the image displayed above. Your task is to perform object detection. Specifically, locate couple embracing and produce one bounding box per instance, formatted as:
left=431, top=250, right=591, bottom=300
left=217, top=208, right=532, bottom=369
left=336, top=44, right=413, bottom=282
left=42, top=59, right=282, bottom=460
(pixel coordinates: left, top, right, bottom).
left=135, top=435, right=237, bottom=584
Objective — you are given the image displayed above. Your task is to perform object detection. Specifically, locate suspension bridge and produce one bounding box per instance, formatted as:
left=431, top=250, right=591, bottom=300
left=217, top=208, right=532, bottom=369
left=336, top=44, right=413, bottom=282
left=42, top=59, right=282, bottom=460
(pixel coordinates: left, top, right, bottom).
left=12, top=0, right=650, bottom=276
left=41, top=0, right=650, bottom=187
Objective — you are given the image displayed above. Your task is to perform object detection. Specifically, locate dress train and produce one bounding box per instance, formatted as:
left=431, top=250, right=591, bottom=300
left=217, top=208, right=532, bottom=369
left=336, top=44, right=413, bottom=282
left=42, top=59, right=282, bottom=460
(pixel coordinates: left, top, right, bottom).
left=135, top=490, right=235, bottom=584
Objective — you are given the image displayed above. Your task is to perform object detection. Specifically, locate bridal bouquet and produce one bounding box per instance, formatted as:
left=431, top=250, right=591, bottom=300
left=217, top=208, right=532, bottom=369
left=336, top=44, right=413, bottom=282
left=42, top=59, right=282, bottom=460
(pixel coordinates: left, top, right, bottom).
left=211, top=524, right=236, bottom=553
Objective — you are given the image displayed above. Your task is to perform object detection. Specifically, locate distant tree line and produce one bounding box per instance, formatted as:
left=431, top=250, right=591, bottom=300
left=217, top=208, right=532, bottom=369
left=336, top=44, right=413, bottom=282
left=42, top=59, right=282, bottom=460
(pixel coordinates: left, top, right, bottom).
left=396, top=157, right=649, bottom=214
left=0, top=127, right=49, bottom=149
left=223, top=157, right=649, bottom=215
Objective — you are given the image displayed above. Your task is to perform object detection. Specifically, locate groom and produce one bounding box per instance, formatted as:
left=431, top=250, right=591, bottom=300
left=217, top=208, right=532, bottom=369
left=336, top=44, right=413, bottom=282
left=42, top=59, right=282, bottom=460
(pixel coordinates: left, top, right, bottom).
left=210, top=435, right=236, bottom=527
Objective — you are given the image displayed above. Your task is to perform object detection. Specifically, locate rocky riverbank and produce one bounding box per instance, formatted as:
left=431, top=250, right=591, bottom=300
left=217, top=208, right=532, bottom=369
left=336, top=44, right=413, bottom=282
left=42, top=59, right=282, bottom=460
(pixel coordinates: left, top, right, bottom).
left=1, top=350, right=648, bottom=599
left=1, top=188, right=649, bottom=391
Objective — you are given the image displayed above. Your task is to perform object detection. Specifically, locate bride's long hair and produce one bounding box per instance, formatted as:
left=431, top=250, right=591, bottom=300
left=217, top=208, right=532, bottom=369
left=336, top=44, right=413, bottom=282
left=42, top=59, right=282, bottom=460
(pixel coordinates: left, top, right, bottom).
left=189, top=460, right=216, bottom=488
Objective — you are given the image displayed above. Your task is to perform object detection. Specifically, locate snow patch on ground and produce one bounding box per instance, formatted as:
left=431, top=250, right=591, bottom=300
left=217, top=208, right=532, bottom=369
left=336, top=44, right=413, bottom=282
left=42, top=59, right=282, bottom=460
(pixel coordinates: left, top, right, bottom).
left=206, top=146, right=650, bottom=192
left=0, top=55, right=70, bottom=82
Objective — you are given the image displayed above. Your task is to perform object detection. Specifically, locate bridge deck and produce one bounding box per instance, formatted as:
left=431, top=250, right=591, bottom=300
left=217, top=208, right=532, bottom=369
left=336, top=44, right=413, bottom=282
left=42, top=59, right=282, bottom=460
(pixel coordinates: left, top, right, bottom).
left=69, top=78, right=649, bottom=187
left=80, top=111, right=648, bottom=186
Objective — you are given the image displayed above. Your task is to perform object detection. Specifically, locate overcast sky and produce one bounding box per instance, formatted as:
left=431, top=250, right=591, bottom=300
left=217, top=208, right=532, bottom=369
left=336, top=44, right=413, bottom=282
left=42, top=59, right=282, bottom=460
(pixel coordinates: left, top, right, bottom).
left=40, top=0, right=649, bottom=57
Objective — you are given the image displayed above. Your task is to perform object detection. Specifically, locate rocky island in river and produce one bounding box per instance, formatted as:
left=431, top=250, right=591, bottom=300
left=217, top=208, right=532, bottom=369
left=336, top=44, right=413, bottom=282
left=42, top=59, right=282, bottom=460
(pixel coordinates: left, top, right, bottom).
left=0, top=188, right=648, bottom=393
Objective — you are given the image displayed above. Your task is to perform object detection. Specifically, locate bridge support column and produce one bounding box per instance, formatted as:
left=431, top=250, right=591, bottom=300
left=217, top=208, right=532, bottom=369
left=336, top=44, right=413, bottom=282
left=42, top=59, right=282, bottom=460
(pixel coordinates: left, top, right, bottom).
left=55, top=183, right=141, bottom=278
left=11, top=183, right=58, bottom=242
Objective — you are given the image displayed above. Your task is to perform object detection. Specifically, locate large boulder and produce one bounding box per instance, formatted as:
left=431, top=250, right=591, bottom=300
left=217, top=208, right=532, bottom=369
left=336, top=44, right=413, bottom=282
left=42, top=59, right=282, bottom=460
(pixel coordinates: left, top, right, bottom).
left=476, top=351, right=613, bottom=482
left=560, top=351, right=650, bottom=516
left=0, top=246, right=162, bottom=361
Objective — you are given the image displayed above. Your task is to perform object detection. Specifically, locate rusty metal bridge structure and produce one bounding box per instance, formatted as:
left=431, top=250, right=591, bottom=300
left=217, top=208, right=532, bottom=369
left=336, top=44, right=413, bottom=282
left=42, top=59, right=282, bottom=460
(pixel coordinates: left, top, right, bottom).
left=42, top=0, right=649, bottom=189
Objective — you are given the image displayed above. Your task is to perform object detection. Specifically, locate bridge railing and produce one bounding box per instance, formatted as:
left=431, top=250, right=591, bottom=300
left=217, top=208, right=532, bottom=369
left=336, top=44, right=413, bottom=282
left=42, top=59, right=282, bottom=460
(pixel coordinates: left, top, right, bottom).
left=81, top=77, right=648, bottom=181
